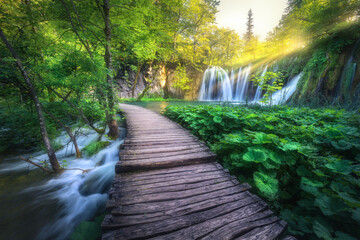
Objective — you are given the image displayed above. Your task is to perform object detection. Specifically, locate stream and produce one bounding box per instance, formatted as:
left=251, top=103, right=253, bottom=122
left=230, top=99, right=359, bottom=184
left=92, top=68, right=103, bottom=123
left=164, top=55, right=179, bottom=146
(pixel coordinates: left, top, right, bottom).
left=0, top=101, right=218, bottom=240
left=0, top=127, right=125, bottom=240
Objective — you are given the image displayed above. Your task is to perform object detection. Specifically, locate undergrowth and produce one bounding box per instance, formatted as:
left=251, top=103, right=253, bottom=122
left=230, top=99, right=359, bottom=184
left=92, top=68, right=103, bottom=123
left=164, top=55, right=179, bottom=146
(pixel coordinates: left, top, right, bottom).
left=83, top=141, right=110, bottom=156
left=163, top=105, right=360, bottom=240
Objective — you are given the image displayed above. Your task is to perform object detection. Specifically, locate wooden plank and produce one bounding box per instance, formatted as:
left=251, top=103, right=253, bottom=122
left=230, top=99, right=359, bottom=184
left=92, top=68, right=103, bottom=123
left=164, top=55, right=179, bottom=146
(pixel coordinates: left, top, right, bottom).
left=118, top=163, right=218, bottom=179
left=151, top=207, right=273, bottom=240
left=120, top=148, right=210, bottom=160
left=234, top=220, right=287, bottom=240
left=122, top=143, right=205, bottom=150
left=126, top=134, right=194, bottom=140
left=112, top=189, right=251, bottom=220
left=111, top=184, right=251, bottom=215
left=282, top=236, right=297, bottom=240
left=120, top=145, right=204, bottom=155
left=117, top=177, right=234, bottom=197
left=120, top=139, right=201, bottom=147
left=118, top=165, right=221, bottom=182
left=116, top=152, right=216, bottom=173
left=117, top=180, right=238, bottom=205
left=124, top=137, right=196, bottom=144
left=110, top=192, right=253, bottom=227
left=101, top=195, right=263, bottom=235
left=117, top=177, right=231, bottom=197
left=200, top=216, right=280, bottom=240
left=118, top=168, right=227, bottom=185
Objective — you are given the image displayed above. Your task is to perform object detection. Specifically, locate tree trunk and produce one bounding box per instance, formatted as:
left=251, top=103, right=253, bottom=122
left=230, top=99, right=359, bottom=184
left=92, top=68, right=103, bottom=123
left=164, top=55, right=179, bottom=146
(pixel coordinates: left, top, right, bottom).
left=0, top=27, right=61, bottom=172
left=41, top=104, right=81, bottom=158
left=103, top=0, right=118, bottom=139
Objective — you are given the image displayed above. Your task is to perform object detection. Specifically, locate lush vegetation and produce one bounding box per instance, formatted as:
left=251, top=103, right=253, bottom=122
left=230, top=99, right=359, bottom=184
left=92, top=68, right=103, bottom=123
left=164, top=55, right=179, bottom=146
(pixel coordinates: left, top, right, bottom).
left=83, top=141, right=110, bottom=156
left=164, top=105, right=360, bottom=239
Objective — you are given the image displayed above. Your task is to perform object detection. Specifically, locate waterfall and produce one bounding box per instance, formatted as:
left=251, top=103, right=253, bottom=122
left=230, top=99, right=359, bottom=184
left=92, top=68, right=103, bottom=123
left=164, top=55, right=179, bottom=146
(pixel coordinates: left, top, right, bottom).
left=230, top=69, right=235, bottom=96
left=253, top=65, right=268, bottom=101
left=198, top=67, right=232, bottom=101
left=198, top=65, right=257, bottom=102
left=270, top=73, right=302, bottom=104
left=234, top=65, right=252, bottom=101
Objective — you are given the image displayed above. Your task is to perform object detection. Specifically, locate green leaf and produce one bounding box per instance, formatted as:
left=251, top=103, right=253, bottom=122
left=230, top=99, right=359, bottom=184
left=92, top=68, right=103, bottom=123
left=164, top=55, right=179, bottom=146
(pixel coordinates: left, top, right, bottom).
left=269, top=151, right=282, bottom=164
left=352, top=208, right=360, bottom=223
left=314, top=195, right=348, bottom=216
left=213, top=116, right=222, bottom=123
left=331, top=140, right=353, bottom=150
left=243, top=148, right=268, bottom=163
left=301, top=177, right=325, bottom=187
left=337, top=192, right=360, bottom=207
left=280, top=141, right=301, bottom=151
left=335, top=231, right=357, bottom=240
left=253, top=171, right=279, bottom=200
left=313, top=220, right=333, bottom=240
left=252, top=132, right=273, bottom=144
left=325, top=160, right=352, bottom=175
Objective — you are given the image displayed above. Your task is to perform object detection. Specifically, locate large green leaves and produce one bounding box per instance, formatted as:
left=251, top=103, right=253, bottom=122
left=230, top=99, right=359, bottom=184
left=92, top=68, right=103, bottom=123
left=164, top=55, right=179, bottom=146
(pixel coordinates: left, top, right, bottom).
left=243, top=148, right=268, bottom=163
left=325, top=160, right=352, bottom=175
left=253, top=171, right=279, bottom=200
left=163, top=104, right=360, bottom=239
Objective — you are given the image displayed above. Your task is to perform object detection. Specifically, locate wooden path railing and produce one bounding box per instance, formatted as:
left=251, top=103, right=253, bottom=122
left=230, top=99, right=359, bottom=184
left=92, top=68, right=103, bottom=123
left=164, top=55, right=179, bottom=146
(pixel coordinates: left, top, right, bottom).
left=101, top=103, right=293, bottom=240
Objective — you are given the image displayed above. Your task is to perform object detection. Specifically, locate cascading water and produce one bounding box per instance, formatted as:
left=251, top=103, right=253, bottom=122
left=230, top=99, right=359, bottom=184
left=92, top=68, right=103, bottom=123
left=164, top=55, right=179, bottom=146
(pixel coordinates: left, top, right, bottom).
left=234, top=65, right=252, bottom=101
left=230, top=69, right=235, bottom=96
left=270, top=73, right=302, bottom=104
left=253, top=65, right=268, bottom=101
left=0, top=127, right=125, bottom=240
left=198, top=67, right=233, bottom=101
left=198, top=64, right=299, bottom=104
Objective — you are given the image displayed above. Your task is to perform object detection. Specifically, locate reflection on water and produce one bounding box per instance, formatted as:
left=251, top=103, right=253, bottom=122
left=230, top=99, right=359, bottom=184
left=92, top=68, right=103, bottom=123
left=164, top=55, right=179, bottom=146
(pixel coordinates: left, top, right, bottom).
left=0, top=127, right=125, bottom=240
left=126, top=101, right=221, bottom=113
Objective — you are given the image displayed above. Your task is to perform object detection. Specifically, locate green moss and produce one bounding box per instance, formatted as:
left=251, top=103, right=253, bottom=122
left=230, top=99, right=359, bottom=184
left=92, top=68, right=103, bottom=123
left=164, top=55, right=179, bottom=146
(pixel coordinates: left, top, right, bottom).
left=83, top=141, right=110, bottom=156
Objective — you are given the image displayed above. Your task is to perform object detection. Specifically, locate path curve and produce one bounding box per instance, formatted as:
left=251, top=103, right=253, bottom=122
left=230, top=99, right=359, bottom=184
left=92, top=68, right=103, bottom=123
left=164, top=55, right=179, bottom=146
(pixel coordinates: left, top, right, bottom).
left=101, top=103, right=291, bottom=240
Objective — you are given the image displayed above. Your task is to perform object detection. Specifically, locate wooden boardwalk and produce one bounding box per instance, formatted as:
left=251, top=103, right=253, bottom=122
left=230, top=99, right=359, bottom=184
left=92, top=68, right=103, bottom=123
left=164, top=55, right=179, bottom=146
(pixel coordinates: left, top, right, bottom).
left=101, top=104, right=291, bottom=240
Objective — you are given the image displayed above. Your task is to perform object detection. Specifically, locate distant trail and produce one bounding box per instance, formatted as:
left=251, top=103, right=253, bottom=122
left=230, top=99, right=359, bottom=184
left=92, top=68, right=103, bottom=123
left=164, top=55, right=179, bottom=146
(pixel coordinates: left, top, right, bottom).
left=101, top=103, right=291, bottom=240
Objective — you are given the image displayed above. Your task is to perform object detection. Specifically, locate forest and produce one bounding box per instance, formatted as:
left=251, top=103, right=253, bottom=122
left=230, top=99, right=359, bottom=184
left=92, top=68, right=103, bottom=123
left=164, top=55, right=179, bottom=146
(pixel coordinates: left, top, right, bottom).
left=1, top=0, right=360, bottom=240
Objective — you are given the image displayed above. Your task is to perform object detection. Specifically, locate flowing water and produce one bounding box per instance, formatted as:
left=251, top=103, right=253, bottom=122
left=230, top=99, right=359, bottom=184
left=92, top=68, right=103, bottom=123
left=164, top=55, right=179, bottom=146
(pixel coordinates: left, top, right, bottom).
left=234, top=65, right=252, bottom=101
left=198, top=65, right=299, bottom=104
left=0, top=127, right=125, bottom=240
left=198, top=67, right=233, bottom=101
left=270, top=73, right=302, bottom=104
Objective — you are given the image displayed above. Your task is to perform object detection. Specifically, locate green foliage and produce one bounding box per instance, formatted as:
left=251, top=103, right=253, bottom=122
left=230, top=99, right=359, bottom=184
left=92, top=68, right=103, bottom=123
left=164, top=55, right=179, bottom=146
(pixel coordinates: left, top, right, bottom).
left=0, top=101, right=58, bottom=152
left=251, top=71, right=284, bottom=105
left=163, top=105, right=360, bottom=239
left=82, top=141, right=110, bottom=156
left=70, top=214, right=105, bottom=240
left=173, top=65, right=192, bottom=91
